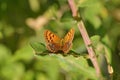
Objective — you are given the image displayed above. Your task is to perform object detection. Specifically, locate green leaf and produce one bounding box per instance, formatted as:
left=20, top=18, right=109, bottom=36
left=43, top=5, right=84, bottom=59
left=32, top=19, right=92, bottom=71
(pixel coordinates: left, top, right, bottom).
left=34, top=55, right=60, bottom=80
left=80, top=0, right=102, bottom=29
left=30, top=41, right=47, bottom=55
left=57, top=55, right=97, bottom=80
left=33, top=55, right=98, bottom=80
left=91, top=35, right=101, bottom=47
left=78, top=0, right=99, bottom=7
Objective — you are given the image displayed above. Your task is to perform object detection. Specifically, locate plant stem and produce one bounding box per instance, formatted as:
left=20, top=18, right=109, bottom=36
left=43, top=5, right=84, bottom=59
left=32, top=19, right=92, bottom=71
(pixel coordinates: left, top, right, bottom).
left=68, top=0, right=101, bottom=77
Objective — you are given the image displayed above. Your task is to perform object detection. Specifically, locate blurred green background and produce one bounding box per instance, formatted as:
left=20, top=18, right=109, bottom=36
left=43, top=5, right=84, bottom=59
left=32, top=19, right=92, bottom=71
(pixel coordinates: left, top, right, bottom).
left=0, top=0, right=120, bottom=80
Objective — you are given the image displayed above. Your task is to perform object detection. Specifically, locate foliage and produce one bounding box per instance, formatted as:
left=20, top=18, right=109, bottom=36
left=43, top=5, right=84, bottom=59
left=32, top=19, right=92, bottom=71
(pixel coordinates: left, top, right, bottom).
left=0, top=0, right=120, bottom=80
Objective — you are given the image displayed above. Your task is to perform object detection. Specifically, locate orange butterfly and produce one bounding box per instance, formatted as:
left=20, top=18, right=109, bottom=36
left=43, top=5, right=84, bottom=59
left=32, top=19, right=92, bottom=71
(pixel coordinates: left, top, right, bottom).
left=44, top=28, right=74, bottom=54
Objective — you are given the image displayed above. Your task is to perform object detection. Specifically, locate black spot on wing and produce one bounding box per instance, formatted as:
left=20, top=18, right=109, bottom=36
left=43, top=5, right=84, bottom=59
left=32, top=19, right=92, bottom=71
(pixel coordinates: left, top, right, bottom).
left=50, top=36, right=52, bottom=40
left=49, top=32, right=52, bottom=36
left=52, top=34, right=54, bottom=37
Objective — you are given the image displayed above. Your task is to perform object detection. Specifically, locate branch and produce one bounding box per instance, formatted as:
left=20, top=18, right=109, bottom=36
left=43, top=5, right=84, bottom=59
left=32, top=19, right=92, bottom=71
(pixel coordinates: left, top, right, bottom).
left=68, top=0, right=101, bottom=77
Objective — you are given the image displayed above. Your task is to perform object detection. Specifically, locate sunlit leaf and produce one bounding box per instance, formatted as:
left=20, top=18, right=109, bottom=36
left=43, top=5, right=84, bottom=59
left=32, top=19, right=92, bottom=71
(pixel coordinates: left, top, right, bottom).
left=30, top=41, right=47, bottom=55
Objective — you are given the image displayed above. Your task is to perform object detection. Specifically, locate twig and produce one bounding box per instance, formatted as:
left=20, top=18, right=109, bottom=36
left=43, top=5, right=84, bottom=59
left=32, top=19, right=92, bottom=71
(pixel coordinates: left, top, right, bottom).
left=68, top=0, right=78, bottom=18
left=68, top=0, right=101, bottom=77
left=78, top=21, right=101, bottom=76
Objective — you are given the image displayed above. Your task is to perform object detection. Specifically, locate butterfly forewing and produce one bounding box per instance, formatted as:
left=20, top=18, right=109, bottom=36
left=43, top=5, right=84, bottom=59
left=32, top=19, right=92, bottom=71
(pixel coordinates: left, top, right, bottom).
left=44, top=30, right=61, bottom=53
left=62, top=28, right=74, bottom=53
left=44, top=30, right=61, bottom=43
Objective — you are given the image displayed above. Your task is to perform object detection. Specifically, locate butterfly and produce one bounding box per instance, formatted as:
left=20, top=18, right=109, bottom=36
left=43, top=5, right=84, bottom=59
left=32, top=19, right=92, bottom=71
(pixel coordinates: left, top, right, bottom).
left=44, top=28, right=74, bottom=54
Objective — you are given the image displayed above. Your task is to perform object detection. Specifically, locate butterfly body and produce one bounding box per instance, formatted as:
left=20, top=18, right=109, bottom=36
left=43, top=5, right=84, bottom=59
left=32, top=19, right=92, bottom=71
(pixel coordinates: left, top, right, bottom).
left=44, top=28, right=74, bottom=54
